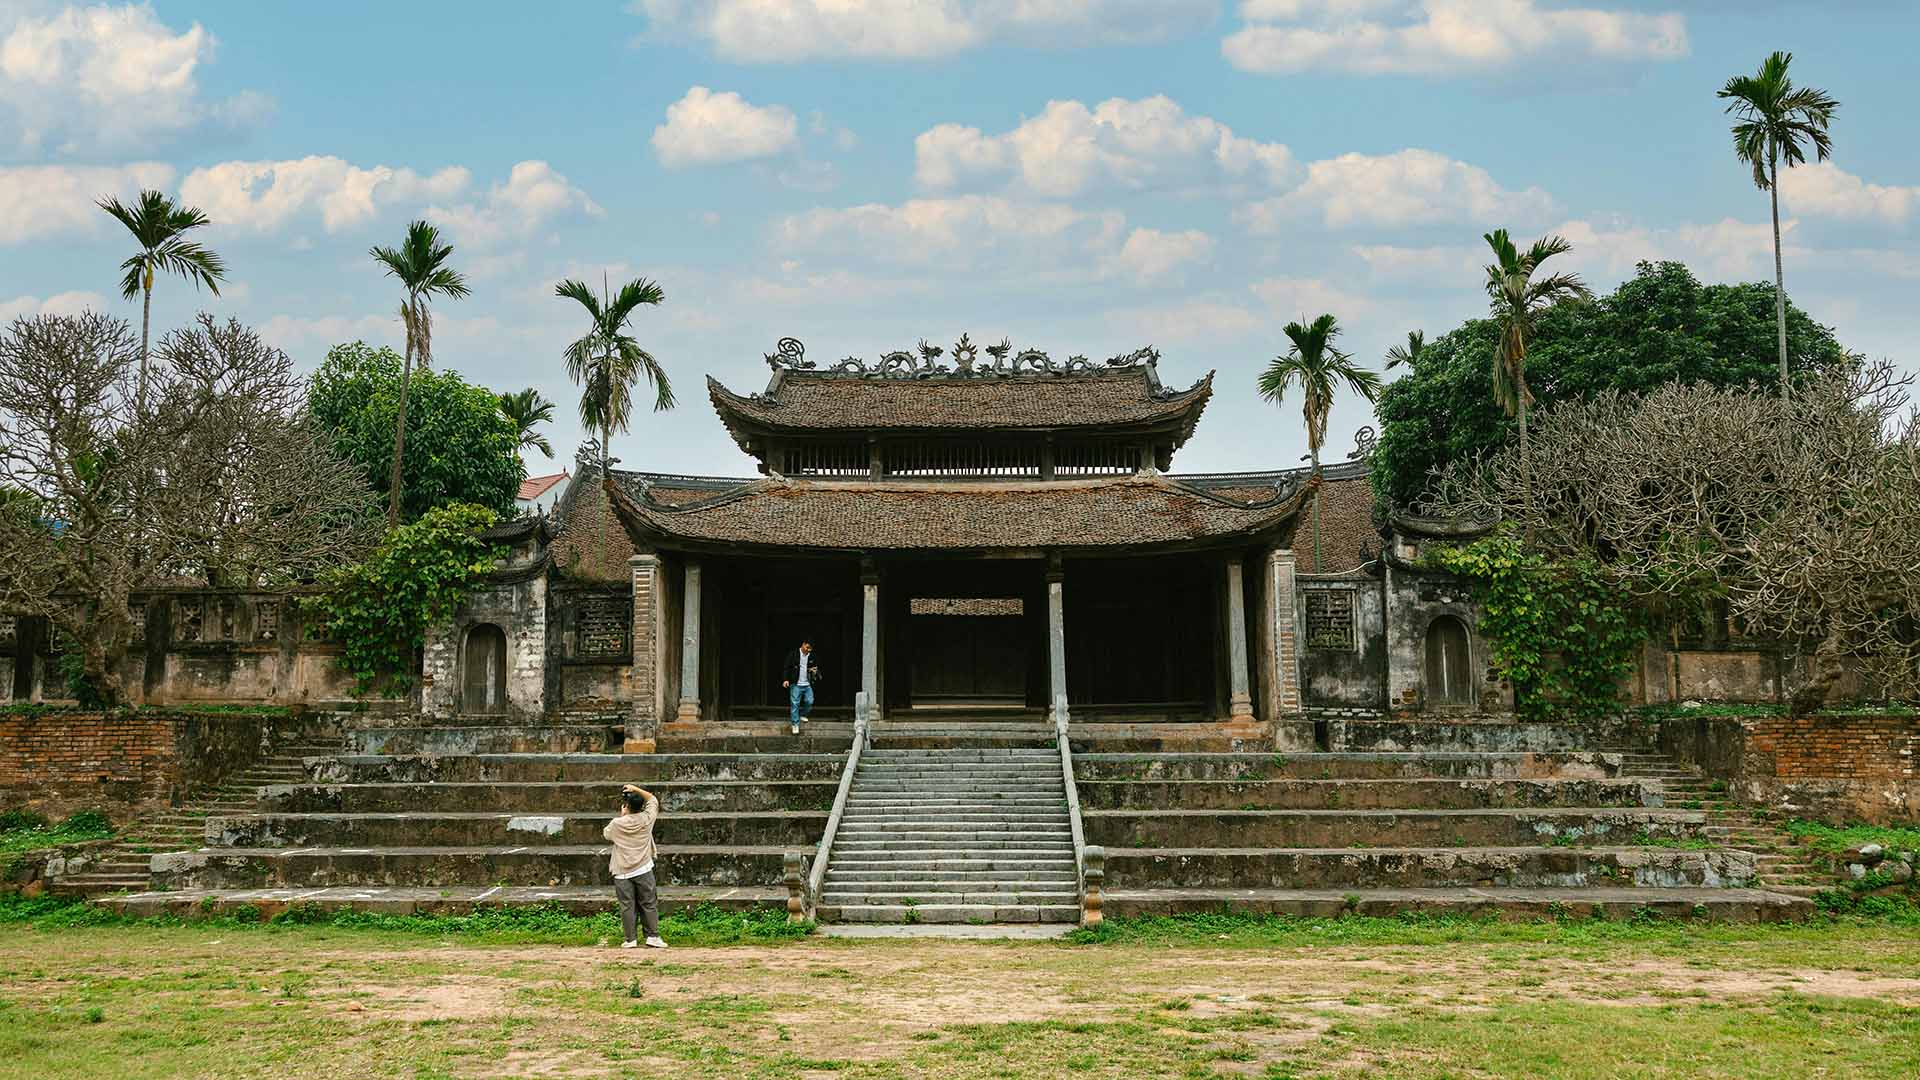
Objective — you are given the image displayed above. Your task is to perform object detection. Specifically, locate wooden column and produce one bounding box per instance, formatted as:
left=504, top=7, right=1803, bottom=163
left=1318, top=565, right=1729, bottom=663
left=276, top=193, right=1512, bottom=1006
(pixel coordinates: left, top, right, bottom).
left=1226, top=558, right=1254, bottom=719
left=861, top=559, right=880, bottom=722
left=1266, top=549, right=1300, bottom=716
left=627, top=553, right=664, bottom=753
left=675, top=559, right=702, bottom=722
left=1047, top=555, right=1068, bottom=723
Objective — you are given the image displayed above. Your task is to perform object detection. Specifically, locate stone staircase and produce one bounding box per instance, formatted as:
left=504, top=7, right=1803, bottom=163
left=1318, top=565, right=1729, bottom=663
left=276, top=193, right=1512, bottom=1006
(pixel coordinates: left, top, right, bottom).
left=1610, top=750, right=1821, bottom=894
left=1076, top=720, right=1814, bottom=922
left=816, top=746, right=1079, bottom=924
left=55, top=736, right=345, bottom=897
left=95, top=727, right=849, bottom=919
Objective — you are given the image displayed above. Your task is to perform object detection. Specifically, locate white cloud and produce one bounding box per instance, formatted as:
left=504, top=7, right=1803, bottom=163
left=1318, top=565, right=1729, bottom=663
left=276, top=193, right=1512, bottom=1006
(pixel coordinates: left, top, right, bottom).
left=633, top=0, right=1216, bottom=61
left=1105, top=228, right=1214, bottom=283
left=180, top=156, right=471, bottom=234
left=1353, top=216, right=1789, bottom=288
left=1249, top=276, right=1374, bottom=318
left=1223, top=0, right=1688, bottom=77
left=0, top=2, right=267, bottom=153
left=258, top=312, right=397, bottom=356
left=1238, top=148, right=1555, bottom=230
left=0, top=161, right=174, bottom=244
left=427, top=161, right=603, bottom=248
left=776, top=195, right=1125, bottom=270
left=1778, top=162, right=1917, bottom=225
left=0, top=289, right=108, bottom=322
left=1352, top=241, right=1482, bottom=281
left=1121, top=297, right=1264, bottom=343
left=652, top=86, right=799, bottom=167
left=916, top=95, right=1293, bottom=197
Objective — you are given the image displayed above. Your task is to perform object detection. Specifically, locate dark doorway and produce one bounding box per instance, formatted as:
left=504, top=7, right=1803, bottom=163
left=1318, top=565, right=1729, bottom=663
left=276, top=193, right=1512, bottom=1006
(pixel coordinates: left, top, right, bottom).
left=1424, top=616, right=1473, bottom=707
left=463, top=623, right=508, bottom=713
left=909, top=601, right=1027, bottom=707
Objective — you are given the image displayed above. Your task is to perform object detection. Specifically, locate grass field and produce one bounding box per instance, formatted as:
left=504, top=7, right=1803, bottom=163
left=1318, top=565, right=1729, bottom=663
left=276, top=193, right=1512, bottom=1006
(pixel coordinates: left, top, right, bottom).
left=3, top=901, right=1919, bottom=1079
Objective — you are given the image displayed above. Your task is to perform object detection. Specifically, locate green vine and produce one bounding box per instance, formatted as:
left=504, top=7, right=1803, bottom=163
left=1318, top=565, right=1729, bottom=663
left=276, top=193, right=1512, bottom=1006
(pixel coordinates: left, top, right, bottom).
left=1427, top=530, right=1643, bottom=722
left=304, top=503, right=505, bottom=697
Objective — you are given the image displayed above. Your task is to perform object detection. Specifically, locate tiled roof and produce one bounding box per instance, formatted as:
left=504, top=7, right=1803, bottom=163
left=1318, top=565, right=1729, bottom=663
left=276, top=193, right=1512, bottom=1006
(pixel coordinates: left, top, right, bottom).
left=604, top=471, right=1307, bottom=553
left=517, top=471, right=569, bottom=501
left=707, top=365, right=1212, bottom=442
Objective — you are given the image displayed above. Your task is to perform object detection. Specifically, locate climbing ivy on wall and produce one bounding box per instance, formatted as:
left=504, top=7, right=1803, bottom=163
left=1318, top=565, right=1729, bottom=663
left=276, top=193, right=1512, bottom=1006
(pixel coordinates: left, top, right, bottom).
left=305, top=504, right=505, bottom=697
left=1426, top=530, right=1643, bottom=722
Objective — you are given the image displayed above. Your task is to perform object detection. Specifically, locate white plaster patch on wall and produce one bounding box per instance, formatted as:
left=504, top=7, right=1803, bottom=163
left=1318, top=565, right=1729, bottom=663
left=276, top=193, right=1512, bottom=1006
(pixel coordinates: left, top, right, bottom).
left=507, top=816, right=565, bottom=835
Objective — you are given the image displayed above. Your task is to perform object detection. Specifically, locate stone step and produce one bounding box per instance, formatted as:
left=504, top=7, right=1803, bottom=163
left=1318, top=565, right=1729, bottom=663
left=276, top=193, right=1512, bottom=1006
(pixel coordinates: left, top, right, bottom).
left=831, top=841, right=1075, bottom=855
left=818, top=903, right=1078, bottom=924
left=1105, top=847, right=1758, bottom=890
left=260, top=780, right=838, bottom=814
left=862, top=749, right=1057, bottom=759
left=839, top=812, right=1068, bottom=825
left=1084, top=808, right=1708, bottom=849
left=1102, top=886, right=1813, bottom=922
left=150, top=845, right=795, bottom=890
left=823, top=890, right=1078, bottom=906
left=655, top=735, right=854, bottom=754
left=1325, top=721, right=1629, bottom=754
left=95, top=884, right=782, bottom=919
left=1074, top=751, right=1625, bottom=782
left=206, top=811, right=825, bottom=849
left=836, top=832, right=1073, bottom=847
left=826, top=857, right=1078, bottom=874
left=823, top=874, right=1078, bottom=890
left=1077, top=778, right=1657, bottom=811
left=309, top=752, right=846, bottom=785
left=346, top=725, right=619, bottom=756
left=855, top=766, right=1061, bottom=777
left=845, top=795, right=1065, bottom=806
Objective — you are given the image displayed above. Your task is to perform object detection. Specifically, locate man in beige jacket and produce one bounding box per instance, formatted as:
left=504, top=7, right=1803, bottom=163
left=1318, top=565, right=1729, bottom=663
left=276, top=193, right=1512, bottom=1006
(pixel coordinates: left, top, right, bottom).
left=606, top=784, right=665, bottom=949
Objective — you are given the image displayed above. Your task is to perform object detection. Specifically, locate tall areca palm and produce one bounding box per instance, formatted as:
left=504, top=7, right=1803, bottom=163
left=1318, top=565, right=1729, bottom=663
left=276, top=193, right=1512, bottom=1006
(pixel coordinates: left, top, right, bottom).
left=370, top=220, right=470, bottom=526
left=97, top=189, right=227, bottom=410
left=1719, top=51, right=1839, bottom=402
left=1258, top=313, right=1382, bottom=568
left=1484, top=229, right=1592, bottom=478
left=555, top=275, right=674, bottom=477
left=1384, top=330, right=1426, bottom=371
left=498, top=388, right=557, bottom=459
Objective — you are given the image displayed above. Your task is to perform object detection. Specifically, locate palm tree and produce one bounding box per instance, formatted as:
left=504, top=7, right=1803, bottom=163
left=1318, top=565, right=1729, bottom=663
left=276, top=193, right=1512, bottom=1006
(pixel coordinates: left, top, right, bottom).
left=1258, top=313, right=1382, bottom=568
left=1719, top=51, right=1839, bottom=402
left=1384, top=330, right=1426, bottom=371
left=370, top=220, right=470, bottom=526
left=97, top=189, right=227, bottom=410
left=499, top=388, right=557, bottom=459
left=1484, top=229, right=1592, bottom=478
left=555, top=275, right=674, bottom=477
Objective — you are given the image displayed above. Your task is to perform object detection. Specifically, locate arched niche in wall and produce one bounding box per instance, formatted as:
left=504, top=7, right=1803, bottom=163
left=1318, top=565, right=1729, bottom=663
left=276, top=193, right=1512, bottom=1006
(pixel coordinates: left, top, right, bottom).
left=1423, top=615, right=1473, bottom=707
left=463, top=623, right=508, bottom=713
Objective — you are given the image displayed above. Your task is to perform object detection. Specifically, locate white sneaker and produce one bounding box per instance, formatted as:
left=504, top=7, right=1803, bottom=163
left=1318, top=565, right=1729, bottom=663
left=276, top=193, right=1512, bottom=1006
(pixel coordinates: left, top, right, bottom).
left=790, top=724, right=800, bottom=735
left=644, top=936, right=668, bottom=949
left=620, top=940, right=638, bottom=949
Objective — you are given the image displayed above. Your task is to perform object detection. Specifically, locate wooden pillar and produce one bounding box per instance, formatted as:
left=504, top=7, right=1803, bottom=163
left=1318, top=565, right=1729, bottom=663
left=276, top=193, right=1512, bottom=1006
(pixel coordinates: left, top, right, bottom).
left=1226, top=558, right=1254, bottom=719
left=1047, top=555, right=1068, bottom=723
left=675, top=559, right=702, bottom=722
left=627, top=553, right=665, bottom=753
left=861, top=559, right=880, bottom=722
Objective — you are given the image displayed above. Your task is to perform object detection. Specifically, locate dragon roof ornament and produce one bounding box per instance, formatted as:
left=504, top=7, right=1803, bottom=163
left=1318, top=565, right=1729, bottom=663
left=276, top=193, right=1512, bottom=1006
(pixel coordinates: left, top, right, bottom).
left=764, top=336, right=1165, bottom=381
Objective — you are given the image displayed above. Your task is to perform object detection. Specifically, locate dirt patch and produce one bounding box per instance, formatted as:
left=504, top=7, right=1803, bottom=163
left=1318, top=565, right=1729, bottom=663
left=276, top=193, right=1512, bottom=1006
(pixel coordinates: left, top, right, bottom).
left=341, top=976, right=513, bottom=1022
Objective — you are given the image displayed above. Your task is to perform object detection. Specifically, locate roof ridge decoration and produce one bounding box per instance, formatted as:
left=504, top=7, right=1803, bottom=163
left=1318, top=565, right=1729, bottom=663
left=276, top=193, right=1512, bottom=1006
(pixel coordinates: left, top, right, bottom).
left=763, top=335, right=1174, bottom=393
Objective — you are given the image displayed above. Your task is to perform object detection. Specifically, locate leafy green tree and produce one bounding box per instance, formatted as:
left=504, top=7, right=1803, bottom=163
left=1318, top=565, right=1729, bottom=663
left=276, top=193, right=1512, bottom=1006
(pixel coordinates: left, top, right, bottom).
left=555, top=276, right=674, bottom=472
left=1257, top=313, right=1382, bottom=569
left=309, top=342, right=522, bottom=522
left=1384, top=330, right=1425, bottom=371
left=96, top=189, right=227, bottom=410
left=306, top=503, right=504, bottom=696
left=1719, top=51, right=1840, bottom=401
left=371, top=220, right=471, bottom=526
left=1372, top=261, right=1855, bottom=509
left=1484, top=229, right=1592, bottom=479
left=498, top=388, right=556, bottom=460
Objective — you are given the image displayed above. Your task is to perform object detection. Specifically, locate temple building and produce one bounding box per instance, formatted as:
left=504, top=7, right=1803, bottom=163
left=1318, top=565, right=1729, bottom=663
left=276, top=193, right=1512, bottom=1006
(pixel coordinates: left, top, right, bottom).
left=412, top=336, right=1506, bottom=751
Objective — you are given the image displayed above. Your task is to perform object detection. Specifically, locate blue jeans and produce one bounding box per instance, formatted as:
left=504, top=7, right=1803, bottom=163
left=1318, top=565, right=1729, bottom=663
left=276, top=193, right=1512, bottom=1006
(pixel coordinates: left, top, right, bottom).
left=789, top=683, right=814, bottom=726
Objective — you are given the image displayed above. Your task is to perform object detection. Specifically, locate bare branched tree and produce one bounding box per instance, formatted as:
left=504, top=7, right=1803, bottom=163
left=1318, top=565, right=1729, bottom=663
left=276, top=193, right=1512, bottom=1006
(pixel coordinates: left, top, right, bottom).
left=1424, top=362, right=1920, bottom=710
left=0, top=311, right=379, bottom=704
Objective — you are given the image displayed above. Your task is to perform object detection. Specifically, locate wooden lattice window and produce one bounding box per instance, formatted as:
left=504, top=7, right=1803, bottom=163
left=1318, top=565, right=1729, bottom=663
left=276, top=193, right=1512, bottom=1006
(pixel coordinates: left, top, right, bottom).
left=1305, top=589, right=1356, bottom=651
left=786, top=441, right=868, bottom=477
left=885, top=440, right=1042, bottom=479
left=575, top=595, right=632, bottom=658
left=1055, top=441, right=1137, bottom=477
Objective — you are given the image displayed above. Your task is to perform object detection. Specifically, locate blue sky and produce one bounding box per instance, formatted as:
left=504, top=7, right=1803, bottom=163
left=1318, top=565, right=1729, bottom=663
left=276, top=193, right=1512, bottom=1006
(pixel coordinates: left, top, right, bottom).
left=3, top=1, right=1915, bottom=478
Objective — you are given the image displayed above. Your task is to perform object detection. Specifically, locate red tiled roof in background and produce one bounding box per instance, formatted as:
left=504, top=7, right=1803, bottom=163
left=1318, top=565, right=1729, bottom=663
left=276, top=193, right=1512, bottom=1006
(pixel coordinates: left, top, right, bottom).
left=517, top=471, right=569, bottom=501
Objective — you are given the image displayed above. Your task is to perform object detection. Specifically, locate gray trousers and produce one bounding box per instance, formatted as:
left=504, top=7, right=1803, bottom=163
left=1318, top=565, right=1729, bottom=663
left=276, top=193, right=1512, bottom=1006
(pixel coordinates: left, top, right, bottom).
left=614, top=870, right=659, bottom=942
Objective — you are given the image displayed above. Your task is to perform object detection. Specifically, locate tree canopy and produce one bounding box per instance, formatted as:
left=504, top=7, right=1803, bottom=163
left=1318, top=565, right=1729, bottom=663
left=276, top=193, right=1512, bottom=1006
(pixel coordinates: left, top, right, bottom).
left=309, top=341, right=523, bottom=522
left=1371, top=260, right=1856, bottom=509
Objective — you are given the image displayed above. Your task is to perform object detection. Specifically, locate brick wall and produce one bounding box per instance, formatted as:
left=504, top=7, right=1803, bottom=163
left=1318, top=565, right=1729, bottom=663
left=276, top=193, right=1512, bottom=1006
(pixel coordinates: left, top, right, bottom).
left=1660, top=712, right=1920, bottom=825
left=0, top=709, right=300, bottom=815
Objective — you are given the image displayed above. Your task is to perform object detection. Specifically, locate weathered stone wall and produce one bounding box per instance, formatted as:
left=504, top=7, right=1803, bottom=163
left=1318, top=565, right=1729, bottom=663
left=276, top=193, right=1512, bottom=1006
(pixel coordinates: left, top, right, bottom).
left=1298, top=575, right=1387, bottom=710
left=550, top=473, right=636, bottom=584
left=423, top=575, right=548, bottom=719
left=549, top=585, right=634, bottom=707
left=0, top=708, right=315, bottom=813
left=1659, top=713, right=1920, bottom=825
left=1381, top=558, right=1508, bottom=715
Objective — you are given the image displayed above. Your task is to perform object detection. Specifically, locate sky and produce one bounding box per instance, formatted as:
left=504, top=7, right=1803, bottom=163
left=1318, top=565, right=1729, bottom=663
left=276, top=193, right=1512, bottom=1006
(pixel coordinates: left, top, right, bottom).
left=3, top=0, right=1916, bottom=479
